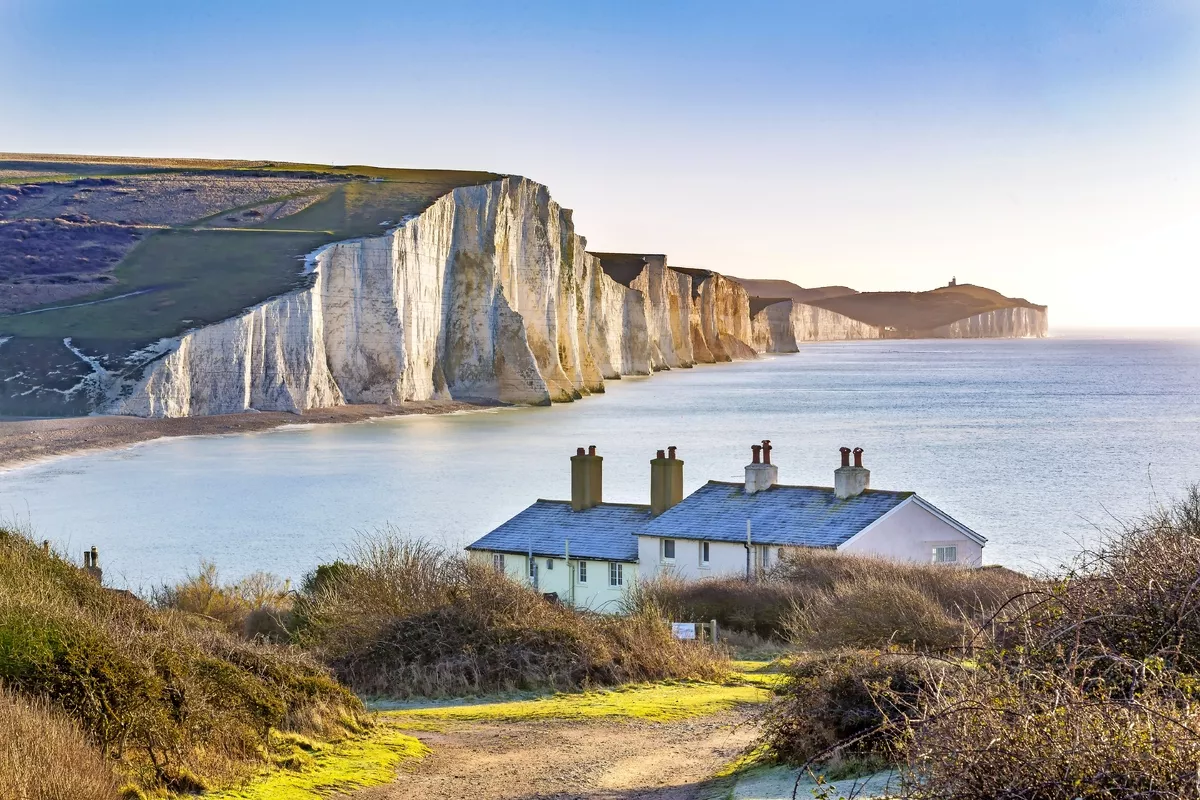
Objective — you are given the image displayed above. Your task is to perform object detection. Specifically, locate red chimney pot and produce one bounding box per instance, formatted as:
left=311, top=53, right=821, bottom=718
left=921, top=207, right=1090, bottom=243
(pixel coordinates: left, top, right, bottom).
left=853, top=447, right=864, bottom=468
left=761, top=440, right=772, bottom=465
left=656, top=449, right=666, bottom=459
left=577, top=447, right=586, bottom=456
left=840, top=447, right=851, bottom=468
left=668, top=446, right=677, bottom=460
left=751, top=444, right=762, bottom=464
left=588, top=445, right=597, bottom=456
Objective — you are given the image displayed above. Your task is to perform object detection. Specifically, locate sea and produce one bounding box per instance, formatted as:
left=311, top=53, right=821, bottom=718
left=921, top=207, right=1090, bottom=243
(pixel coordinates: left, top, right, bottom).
left=1, top=329, right=1198, bottom=591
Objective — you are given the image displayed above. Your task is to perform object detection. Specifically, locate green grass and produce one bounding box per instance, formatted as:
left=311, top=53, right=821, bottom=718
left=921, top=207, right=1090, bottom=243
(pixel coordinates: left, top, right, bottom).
left=1, top=158, right=499, bottom=344
left=383, top=665, right=773, bottom=725
left=201, top=726, right=428, bottom=800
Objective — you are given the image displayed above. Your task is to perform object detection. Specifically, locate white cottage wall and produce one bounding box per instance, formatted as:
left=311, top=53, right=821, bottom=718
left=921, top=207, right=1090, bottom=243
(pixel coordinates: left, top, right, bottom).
left=838, top=499, right=983, bottom=566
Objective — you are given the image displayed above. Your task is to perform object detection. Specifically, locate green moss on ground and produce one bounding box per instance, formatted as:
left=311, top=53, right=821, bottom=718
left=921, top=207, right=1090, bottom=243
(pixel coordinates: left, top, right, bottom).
left=201, top=726, right=428, bottom=800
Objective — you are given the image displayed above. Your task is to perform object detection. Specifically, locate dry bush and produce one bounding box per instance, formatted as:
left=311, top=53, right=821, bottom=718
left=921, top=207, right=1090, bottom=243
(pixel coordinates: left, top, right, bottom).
left=899, top=666, right=1200, bottom=799
left=632, top=548, right=1029, bottom=649
left=626, top=572, right=804, bottom=639
left=760, top=650, right=941, bottom=768
left=294, top=536, right=728, bottom=697
left=0, top=685, right=122, bottom=800
left=0, top=529, right=361, bottom=793
left=786, top=576, right=971, bottom=651
left=153, top=561, right=292, bottom=640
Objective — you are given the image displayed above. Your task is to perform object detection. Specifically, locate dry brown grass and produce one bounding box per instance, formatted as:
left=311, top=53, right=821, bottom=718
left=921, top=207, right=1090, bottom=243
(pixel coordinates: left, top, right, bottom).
left=153, top=561, right=292, bottom=640
left=0, top=685, right=122, bottom=800
left=293, top=536, right=729, bottom=698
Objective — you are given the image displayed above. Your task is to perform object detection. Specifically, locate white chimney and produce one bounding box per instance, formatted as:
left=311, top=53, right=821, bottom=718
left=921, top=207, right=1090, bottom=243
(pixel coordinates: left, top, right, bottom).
left=744, top=440, right=778, bottom=495
left=834, top=447, right=870, bottom=499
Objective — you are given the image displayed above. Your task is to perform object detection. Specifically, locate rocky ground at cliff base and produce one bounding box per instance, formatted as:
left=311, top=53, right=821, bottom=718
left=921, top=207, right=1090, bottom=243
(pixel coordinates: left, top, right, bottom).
left=0, top=400, right=486, bottom=470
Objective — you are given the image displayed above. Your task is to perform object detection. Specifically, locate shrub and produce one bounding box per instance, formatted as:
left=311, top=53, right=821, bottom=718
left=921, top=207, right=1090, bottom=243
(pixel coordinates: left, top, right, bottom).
left=785, top=576, right=970, bottom=651
left=629, top=548, right=1029, bottom=648
left=0, top=529, right=362, bottom=793
left=293, top=535, right=728, bottom=697
left=153, top=562, right=292, bottom=640
left=760, top=650, right=940, bottom=767
left=0, top=685, right=122, bottom=800
left=899, top=666, right=1200, bottom=799
left=626, top=573, right=804, bottom=639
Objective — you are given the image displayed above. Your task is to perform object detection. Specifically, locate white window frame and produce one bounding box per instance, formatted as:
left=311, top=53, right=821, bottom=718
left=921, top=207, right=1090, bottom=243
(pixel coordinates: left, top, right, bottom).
left=577, top=560, right=587, bottom=584
left=609, top=561, right=624, bottom=587
left=700, top=541, right=710, bottom=567
left=662, top=538, right=676, bottom=562
left=932, top=545, right=958, bottom=564
left=492, top=552, right=505, bottom=572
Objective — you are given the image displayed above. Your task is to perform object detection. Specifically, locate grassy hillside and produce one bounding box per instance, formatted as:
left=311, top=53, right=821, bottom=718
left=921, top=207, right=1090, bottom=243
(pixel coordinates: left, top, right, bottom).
left=0, top=527, right=366, bottom=795
left=730, top=276, right=858, bottom=305
left=0, top=153, right=500, bottom=415
left=808, top=283, right=1045, bottom=331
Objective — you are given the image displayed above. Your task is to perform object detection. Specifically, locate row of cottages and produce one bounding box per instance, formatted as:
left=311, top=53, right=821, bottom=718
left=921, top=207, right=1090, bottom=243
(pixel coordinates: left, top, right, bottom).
left=466, top=442, right=986, bottom=612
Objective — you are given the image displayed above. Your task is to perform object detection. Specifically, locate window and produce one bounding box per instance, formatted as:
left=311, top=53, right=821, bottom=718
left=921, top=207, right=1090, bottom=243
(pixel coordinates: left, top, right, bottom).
left=578, top=560, right=587, bottom=583
left=759, top=545, right=771, bottom=569
left=662, top=539, right=676, bottom=560
left=492, top=553, right=505, bottom=572
left=546, top=558, right=554, bottom=570
left=609, top=562, right=624, bottom=587
left=700, top=541, right=710, bottom=566
left=933, top=545, right=958, bottom=564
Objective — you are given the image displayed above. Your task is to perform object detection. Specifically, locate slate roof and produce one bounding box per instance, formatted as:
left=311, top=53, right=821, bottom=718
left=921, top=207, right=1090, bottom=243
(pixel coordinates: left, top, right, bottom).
left=636, top=481, right=914, bottom=548
left=466, top=500, right=647, bottom=562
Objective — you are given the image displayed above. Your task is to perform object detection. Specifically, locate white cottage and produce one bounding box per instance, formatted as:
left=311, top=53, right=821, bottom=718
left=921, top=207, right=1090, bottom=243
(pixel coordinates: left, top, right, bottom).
left=635, top=443, right=985, bottom=580
left=467, top=442, right=986, bottom=611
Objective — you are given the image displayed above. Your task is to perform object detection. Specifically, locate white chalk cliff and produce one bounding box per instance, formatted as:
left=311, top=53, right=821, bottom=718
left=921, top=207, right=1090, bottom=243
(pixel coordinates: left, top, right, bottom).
left=751, top=300, right=880, bottom=352
left=930, top=306, right=1048, bottom=338
left=113, top=179, right=760, bottom=417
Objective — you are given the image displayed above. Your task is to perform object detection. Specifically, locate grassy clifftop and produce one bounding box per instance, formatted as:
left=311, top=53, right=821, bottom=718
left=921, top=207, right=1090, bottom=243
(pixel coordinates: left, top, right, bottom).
left=0, top=153, right=499, bottom=415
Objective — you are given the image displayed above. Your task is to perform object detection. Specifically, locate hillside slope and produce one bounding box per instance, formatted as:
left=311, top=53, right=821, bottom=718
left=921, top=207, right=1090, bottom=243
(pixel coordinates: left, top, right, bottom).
left=808, top=283, right=1047, bottom=333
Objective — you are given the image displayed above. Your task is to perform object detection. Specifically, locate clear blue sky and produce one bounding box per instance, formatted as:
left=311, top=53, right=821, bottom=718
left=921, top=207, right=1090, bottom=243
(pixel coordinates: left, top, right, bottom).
left=3, top=1, right=1197, bottom=326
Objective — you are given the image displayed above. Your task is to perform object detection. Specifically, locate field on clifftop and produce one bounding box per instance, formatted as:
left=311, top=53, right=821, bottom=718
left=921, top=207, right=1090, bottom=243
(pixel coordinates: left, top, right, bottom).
left=0, top=154, right=498, bottom=415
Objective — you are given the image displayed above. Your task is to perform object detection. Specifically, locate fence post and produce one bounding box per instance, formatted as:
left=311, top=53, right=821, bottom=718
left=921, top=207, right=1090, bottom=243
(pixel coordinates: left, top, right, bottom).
left=711, top=619, right=718, bottom=644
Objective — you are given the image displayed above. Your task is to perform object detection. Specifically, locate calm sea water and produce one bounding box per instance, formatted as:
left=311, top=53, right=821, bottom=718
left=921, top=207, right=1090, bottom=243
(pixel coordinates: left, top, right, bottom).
left=2, top=331, right=1198, bottom=590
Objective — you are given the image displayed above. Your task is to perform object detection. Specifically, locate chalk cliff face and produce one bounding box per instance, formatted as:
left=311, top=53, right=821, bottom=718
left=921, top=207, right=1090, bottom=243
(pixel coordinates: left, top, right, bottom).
left=751, top=300, right=881, bottom=352
left=929, top=306, right=1048, bottom=339
left=115, top=180, right=758, bottom=418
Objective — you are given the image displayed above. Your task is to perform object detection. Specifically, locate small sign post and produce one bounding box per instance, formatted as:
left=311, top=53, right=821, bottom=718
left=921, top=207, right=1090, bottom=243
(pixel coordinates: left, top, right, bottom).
left=671, top=622, right=697, bottom=641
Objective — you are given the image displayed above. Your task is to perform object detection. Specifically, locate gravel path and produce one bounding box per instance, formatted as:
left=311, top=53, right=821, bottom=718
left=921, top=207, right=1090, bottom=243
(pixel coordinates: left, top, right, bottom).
left=357, top=712, right=757, bottom=800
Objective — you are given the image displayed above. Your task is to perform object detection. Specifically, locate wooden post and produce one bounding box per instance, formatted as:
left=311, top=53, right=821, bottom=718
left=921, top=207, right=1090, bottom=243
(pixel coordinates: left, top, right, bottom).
left=711, top=619, right=718, bottom=644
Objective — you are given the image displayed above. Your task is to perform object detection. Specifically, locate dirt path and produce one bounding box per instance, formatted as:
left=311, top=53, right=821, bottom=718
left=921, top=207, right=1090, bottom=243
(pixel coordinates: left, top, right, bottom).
left=0, top=400, right=493, bottom=471
left=357, top=711, right=756, bottom=800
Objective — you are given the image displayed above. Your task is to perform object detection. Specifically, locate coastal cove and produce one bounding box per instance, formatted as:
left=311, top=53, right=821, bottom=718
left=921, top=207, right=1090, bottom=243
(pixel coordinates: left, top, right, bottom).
left=1, top=332, right=1197, bottom=589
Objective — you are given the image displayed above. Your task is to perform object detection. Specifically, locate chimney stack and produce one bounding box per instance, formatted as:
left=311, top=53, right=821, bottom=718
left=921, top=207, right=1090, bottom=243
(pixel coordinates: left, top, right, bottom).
left=651, top=446, right=685, bottom=515
left=744, top=440, right=778, bottom=495
left=571, top=446, right=603, bottom=511
left=834, top=447, right=871, bottom=499
left=83, top=546, right=102, bottom=583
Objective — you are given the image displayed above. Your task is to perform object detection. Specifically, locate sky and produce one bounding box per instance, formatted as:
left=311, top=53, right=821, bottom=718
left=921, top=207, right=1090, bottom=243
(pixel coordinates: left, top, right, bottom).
left=2, top=1, right=1198, bottom=327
